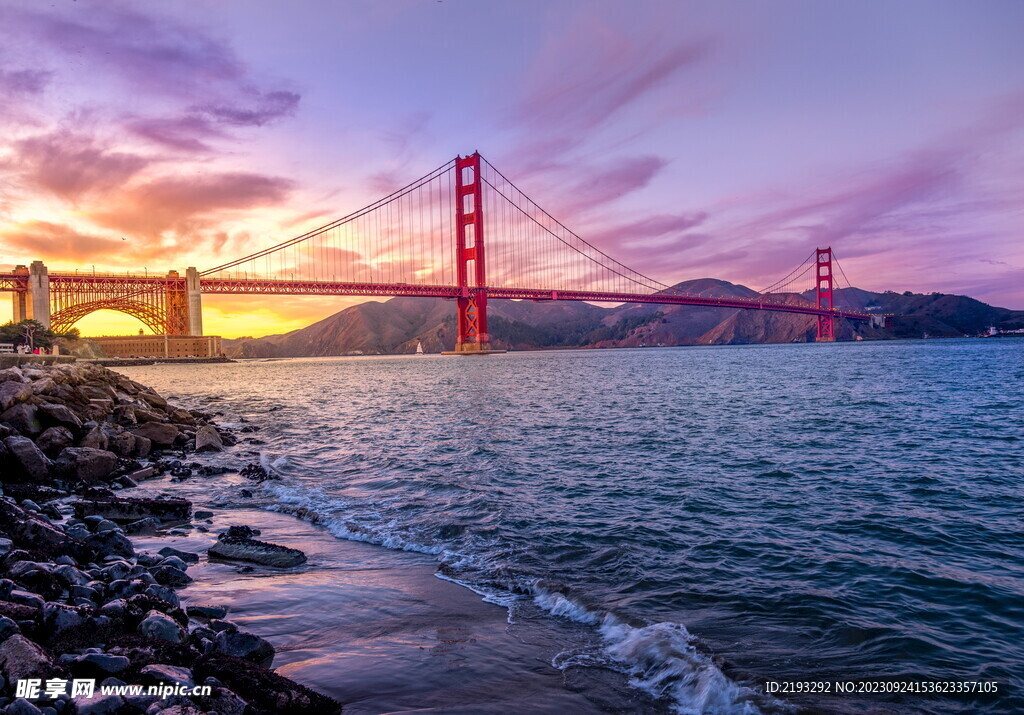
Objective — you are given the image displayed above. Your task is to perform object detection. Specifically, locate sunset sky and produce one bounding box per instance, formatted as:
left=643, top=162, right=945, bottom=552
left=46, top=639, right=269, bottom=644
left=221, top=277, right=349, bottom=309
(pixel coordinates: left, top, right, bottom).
left=1, top=0, right=1022, bottom=338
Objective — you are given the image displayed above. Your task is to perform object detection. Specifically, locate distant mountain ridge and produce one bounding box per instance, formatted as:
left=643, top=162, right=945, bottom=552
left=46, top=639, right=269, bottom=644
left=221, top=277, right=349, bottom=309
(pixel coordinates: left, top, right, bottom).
left=221, top=279, right=1024, bottom=357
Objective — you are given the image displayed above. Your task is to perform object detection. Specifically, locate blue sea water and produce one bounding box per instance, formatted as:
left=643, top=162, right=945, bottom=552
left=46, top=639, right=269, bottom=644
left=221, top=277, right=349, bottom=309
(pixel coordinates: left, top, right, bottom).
left=121, top=338, right=1023, bottom=713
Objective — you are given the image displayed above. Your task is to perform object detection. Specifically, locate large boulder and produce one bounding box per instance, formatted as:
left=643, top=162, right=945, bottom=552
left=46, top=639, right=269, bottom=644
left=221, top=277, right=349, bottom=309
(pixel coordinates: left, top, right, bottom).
left=140, top=392, right=168, bottom=410
left=110, top=404, right=138, bottom=426
left=185, top=605, right=227, bottom=620
left=0, top=403, right=42, bottom=436
left=36, top=426, right=75, bottom=458
left=0, top=615, right=18, bottom=640
left=0, top=367, right=26, bottom=384
left=78, top=424, right=109, bottom=450
left=194, top=425, right=224, bottom=452
left=41, top=601, right=88, bottom=635
left=30, top=376, right=58, bottom=395
left=106, top=431, right=137, bottom=457
left=0, top=380, right=32, bottom=411
left=0, top=634, right=54, bottom=683
left=132, top=421, right=179, bottom=447
left=3, top=435, right=52, bottom=483
left=213, top=629, right=275, bottom=666
left=53, top=447, right=118, bottom=483
left=37, top=402, right=83, bottom=430
left=169, top=408, right=196, bottom=426
left=83, top=529, right=134, bottom=558
left=153, top=565, right=192, bottom=587
left=133, top=408, right=166, bottom=424
left=132, top=434, right=152, bottom=458
left=208, top=537, right=307, bottom=568
left=138, top=609, right=185, bottom=643
left=0, top=499, right=93, bottom=561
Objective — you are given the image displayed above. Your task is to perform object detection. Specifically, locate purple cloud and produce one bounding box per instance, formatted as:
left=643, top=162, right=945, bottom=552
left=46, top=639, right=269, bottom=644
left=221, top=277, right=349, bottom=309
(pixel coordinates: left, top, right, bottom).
left=516, top=39, right=710, bottom=136
left=742, top=150, right=962, bottom=253
left=504, top=11, right=713, bottom=172
left=561, top=156, right=668, bottom=214
left=12, top=6, right=243, bottom=93
left=195, top=89, right=300, bottom=127
left=10, top=5, right=300, bottom=146
left=0, top=68, right=52, bottom=95
left=626, top=95, right=1024, bottom=298
left=126, top=115, right=225, bottom=153
left=587, top=212, right=708, bottom=248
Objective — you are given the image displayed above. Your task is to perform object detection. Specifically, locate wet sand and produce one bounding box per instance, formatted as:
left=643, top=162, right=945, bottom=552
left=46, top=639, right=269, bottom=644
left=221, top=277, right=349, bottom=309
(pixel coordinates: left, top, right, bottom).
left=129, top=484, right=614, bottom=713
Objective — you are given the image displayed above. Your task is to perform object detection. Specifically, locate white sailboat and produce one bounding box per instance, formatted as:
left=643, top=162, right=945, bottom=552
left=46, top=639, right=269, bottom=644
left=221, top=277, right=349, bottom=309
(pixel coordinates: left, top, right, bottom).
left=415, top=340, right=424, bottom=355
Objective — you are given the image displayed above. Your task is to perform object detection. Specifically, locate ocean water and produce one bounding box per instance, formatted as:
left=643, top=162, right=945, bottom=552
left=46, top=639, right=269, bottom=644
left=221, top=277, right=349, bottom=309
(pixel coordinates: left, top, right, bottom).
left=119, top=338, right=1023, bottom=713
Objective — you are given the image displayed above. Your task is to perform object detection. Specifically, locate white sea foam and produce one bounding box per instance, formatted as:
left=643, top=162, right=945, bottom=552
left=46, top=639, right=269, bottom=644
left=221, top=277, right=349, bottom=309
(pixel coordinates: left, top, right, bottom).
left=258, top=476, right=772, bottom=714
left=532, top=586, right=602, bottom=625
left=262, top=480, right=444, bottom=555
left=434, top=572, right=520, bottom=609
left=532, top=584, right=768, bottom=714
left=599, top=616, right=766, bottom=714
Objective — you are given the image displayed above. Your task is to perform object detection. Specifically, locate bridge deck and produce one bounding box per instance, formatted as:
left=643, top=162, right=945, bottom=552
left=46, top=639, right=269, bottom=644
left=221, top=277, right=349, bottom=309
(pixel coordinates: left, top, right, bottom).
left=0, top=273, right=873, bottom=321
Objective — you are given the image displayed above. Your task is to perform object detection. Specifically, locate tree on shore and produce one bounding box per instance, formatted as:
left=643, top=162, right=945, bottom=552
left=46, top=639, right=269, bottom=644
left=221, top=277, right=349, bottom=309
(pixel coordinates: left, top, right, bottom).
left=0, top=320, right=80, bottom=350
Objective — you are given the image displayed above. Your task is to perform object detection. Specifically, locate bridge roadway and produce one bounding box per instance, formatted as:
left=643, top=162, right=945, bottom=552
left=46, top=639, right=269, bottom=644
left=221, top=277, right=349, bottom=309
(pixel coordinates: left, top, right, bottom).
left=0, top=272, right=873, bottom=322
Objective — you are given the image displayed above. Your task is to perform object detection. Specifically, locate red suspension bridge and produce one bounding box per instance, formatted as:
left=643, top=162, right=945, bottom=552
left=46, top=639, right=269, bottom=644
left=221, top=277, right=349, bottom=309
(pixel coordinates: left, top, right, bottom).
left=2, top=153, right=876, bottom=350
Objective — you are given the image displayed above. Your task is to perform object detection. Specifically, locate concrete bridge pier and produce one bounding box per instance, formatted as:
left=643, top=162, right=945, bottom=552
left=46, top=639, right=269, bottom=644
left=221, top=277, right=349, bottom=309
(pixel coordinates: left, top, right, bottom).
left=12, top=292, right=27, bottom=323
left=12, top=265, right=28, bottom=323
left=186, top=266, right=203, bottom=336
left=28, top=261, right=50, bottom=329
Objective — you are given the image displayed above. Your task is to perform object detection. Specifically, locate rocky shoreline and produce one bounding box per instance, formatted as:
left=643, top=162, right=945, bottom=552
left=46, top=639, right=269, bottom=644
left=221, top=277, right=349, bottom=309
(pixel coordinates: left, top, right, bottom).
left=0, top=363, right=342, bottom=714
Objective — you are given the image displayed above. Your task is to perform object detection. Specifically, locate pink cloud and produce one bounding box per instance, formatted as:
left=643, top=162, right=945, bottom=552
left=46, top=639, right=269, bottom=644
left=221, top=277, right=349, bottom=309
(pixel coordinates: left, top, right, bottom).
left=5, top=128, right=150, bottom=201
left=1, top=221, right=125, bottom=262
left=89, top=172, right=294, bottom=237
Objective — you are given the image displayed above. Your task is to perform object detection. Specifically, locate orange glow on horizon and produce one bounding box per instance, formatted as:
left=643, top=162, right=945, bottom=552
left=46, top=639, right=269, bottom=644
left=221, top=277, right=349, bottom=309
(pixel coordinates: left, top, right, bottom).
left=69, top=295, right=364, bottom=340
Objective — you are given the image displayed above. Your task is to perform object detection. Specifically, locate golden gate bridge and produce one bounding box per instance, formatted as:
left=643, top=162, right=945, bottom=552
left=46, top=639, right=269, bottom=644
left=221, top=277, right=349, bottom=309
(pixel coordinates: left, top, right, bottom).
left=1, top=153, right=876, bottom=350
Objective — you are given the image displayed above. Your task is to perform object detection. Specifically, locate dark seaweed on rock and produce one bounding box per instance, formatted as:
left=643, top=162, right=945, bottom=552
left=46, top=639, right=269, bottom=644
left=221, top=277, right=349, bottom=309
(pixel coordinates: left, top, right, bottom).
left=194, top=653, right=343, bottom=714
left=240, top=463, right=278, bottom=482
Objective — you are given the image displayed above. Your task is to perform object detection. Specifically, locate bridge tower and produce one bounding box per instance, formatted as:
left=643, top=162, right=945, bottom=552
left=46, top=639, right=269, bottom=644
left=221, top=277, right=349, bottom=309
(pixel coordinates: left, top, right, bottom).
left=816, top=247, right=835, bottom=342
left=186, top=267, right=203, bottom=336
left=453, top=152, right=491, bottom=353
left=28, top=261, right=51, bottom=329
